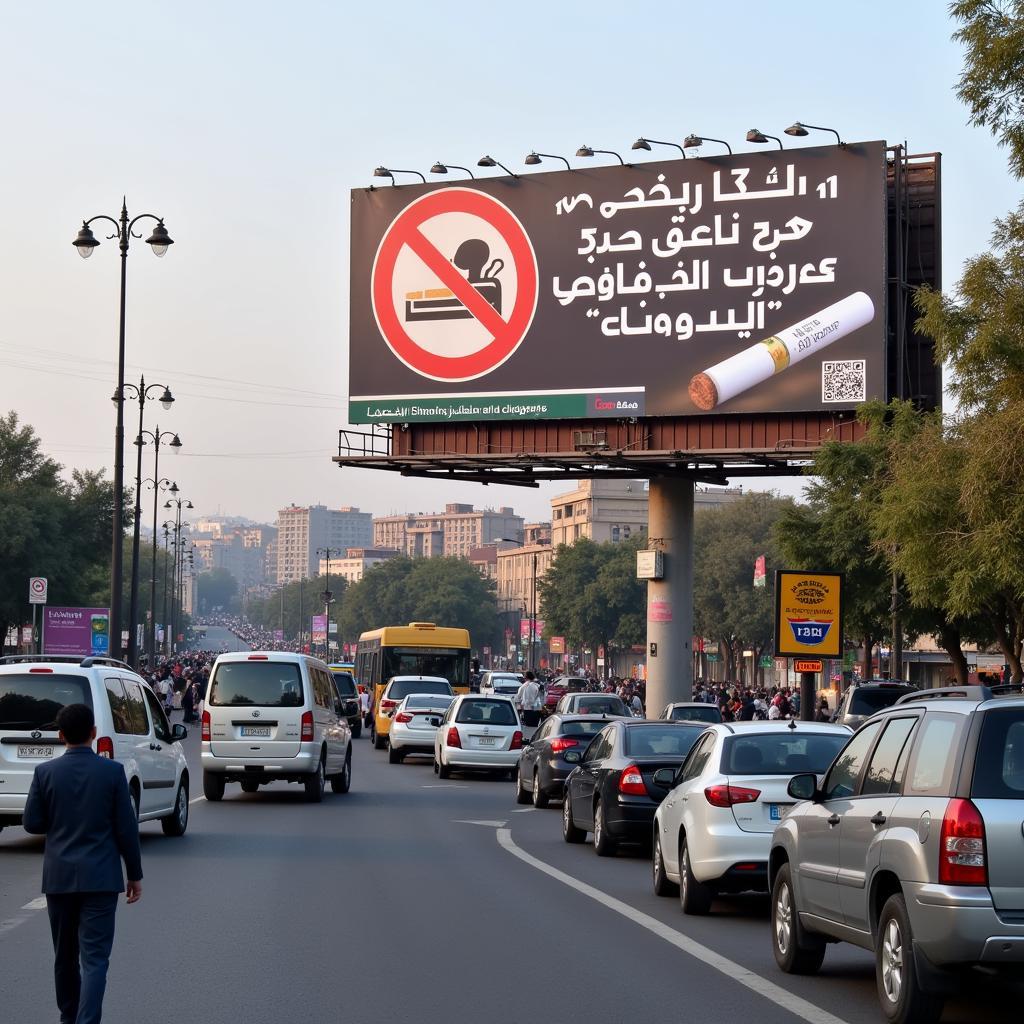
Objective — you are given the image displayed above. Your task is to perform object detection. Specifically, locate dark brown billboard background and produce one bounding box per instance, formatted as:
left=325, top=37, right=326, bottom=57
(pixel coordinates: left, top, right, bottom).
left=349, top=141, right=887, bottom=423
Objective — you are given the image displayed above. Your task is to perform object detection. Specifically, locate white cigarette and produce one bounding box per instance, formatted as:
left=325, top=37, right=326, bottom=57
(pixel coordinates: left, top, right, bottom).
left=688, top=291, right=875, bottom=410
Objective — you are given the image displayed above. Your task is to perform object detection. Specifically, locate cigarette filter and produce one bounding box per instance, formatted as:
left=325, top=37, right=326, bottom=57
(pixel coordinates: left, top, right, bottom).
left=688, top=291, right=876, bottom=411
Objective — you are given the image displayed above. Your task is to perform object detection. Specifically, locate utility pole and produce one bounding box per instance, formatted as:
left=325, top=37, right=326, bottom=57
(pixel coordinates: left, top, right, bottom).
left=891, top=570, right=903, bottom=682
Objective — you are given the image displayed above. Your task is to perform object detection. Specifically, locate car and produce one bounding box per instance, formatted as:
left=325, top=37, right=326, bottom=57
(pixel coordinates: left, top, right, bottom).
left=653, top=721, right=851, bottom=914
left=330, top=668, right=362, bottom=738
left=554, top=693, right=632, bottom=718
left=478, top=671, right=523, bottom=697
left=831, top=679, right=917, bottom=729
left=562, top=719, right=708, bottom=855
left=515, top=713, right=612, bottom=807
left=201, top=651, right=352, bottom=802
left=543, top=675, right=589, bottom=713
left=660, top=702, right=723, bottom=724
left=433, top=694, right=523, bottom=779
left=372, top=675, right=454, bottom=749
left=387, top=693, right=456, bottom=763
left=770, top=685, right=1024, bottom=1024
left=0, top=654, right=190, bottom=837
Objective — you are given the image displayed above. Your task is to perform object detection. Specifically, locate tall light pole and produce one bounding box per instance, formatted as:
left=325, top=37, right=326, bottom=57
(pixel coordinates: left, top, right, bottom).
left=142, top=475, right=174, bottom=663
left=161, top=521, right=174, bottom=656
left=316, top=547, right=341, bottom=660
left=530, top=549, right=538, bottom=674
left=164, top=495, right=193, bottom=654
left=73, top=201, right=174, bottom=658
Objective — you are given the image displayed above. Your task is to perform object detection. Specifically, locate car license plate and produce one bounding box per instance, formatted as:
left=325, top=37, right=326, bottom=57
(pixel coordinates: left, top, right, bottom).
left=17, top=745, right=54, bottom=759
left=240, top=726, right=271, bottom=738
left=769, top=804, right=788, bottom=821
left=477, top=736, right=498, bottom=747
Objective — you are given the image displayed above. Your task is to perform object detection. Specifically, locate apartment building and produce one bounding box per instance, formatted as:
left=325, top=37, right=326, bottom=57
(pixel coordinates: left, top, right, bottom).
left=276, top=504, right=373, bottom=583
left=496, top=542, right=554, bottom=615
left=372, top=504, right=524, bottom=559
left=318, top=547, right=400, bottom=584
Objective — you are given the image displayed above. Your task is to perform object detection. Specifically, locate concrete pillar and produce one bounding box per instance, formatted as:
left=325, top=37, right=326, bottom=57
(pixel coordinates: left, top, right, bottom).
left=645, top=477, right=694, bottom=717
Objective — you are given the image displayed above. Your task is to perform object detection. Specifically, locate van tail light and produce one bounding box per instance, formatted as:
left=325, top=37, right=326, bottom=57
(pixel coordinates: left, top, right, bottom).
left=201, top=710, right=211, bottom=742
left=551, top=737, right=579, bottom=754
left=618, top=764, right=647, bottom=796
left=510, top=730, right=524, bottom=750
left=446, top=727, right=462, bottom=748
left=96, top=736, right=115, bottom=759
left=704, top=784, right=761, bottom=808
left=939, top=798, right=987, bottom=886
left=395, top=712, right=413, bottom=723
left=301, top=711, right=314, bottom=741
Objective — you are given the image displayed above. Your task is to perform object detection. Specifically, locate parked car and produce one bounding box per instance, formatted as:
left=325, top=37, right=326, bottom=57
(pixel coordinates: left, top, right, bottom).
left=832, top=680, right=917, bottom=729
left=554, top=693, right=631, bottom=718
left=202, top=651, right=352, bottom=802
left=478, top=672, right=523, bottom=697
left=660, top=702, right=723, bottom=724
left=515, top=714, right=611, bottom=807
left=562, top=720, right=707, bottom=855
left=770, top=685, right=1024, bottom=1024
left=0, top=654, right=190, bottom=836
left=433, top=695, right=523, bottom=779
left=652, top=721, right=850, bottom=913
left=387, top=693, right=455, bottom=763
left=372, top=675, right=454, bottom=749
left=329, top=667, right=362, bottom=739
left=543, top=676, right=589, bottom=713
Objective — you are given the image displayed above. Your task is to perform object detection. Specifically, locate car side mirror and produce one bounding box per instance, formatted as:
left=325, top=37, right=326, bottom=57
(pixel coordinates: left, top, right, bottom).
left=652, top=767, right=675, bottom=788
left=787, top=772, right=818, bottom=802
left=171, top=723, right=187, bottom=741
left=563, top=750, right=582, bottom=765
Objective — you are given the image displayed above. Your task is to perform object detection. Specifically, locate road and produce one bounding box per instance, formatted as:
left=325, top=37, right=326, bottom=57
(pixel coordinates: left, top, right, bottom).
left=1, top=725, right=1020, bottom=1024
left=198, top=624, right=252, bottom=653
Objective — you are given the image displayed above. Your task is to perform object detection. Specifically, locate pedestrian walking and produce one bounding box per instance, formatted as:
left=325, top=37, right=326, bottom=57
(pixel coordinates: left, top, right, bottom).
left=515, top=671, right=542, bottom=728
left=22, top=703, right=143, bottom=1024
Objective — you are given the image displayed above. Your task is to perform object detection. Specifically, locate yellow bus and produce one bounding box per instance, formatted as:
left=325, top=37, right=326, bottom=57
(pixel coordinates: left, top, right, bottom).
left=355, top=622, right=471, bottom=745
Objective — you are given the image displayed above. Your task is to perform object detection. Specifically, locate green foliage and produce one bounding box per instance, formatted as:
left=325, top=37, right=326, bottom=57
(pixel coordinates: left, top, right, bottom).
left=249, top=574, right=348, bottom=639
left=198, top=568, right=239, bottom=612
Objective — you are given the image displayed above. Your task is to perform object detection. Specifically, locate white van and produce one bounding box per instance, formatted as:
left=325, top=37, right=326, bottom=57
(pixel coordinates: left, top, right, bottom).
left=201, top=651, right=352, bottom=802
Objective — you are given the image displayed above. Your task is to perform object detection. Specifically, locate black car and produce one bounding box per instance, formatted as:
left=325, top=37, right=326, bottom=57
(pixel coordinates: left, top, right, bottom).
left=562, top=720, right=707, bottom=855
left=832, top=680, right=917, bottom=729
left=330, top=670, right=362, bottom=738
left=515, top=714, right=611, bottom=808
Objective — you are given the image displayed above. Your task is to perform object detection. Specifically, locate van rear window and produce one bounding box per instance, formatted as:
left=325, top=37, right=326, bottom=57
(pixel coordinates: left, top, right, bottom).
left=209, top=663, right=303, bottom=707
left=0, top=675, right=94, bottom=730
left=972, top=709, right=1024, bottom=799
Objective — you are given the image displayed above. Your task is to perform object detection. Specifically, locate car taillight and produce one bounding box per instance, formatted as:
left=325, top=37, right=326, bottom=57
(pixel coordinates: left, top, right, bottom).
left=301, top=711, right=314, bottom=741
left=380, top=699, right=398, bottom=714
left=551, top=737, right=579, bottom=753
left=618, top=764, right=647, bottom=796
left=510, top=730, right=523, bottom=750
left=201, top=710, right=211, bottom=741
left=939, top=798, right=987, bottom=886
left=704, top=784, right=761, bottom=808
left=395, top=712, right=413, bottom=723
left=446, top=726, right=462, bottom=748
left=96, top=736, right=115, bottom=759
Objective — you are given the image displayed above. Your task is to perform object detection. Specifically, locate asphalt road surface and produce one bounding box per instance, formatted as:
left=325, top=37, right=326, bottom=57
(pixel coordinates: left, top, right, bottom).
left=1, top=724, right=1021, bottom=1024
left=198, top=624, right=252, bottom=653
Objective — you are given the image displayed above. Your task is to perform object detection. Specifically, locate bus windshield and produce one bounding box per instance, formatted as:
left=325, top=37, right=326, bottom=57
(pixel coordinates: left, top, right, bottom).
left=383, top=647, right=469, bottom=689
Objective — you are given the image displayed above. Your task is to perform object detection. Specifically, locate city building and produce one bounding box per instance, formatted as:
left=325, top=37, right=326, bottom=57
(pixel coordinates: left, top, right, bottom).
left=524, top=522, right=551, bottom=545
left=318, top=547, right=400, bottom=584
left=372, top=503, right=524, bottom=559
left=192, top=523, right=277, bottom=591
left=496, top=542, right=554, bottom=618
left=276, top=504, right=373, bottom=583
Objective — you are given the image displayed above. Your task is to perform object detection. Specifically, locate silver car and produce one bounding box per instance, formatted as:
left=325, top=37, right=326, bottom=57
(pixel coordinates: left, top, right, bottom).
left=770, top=686, right=1024, bottom=1024
left=387, top=693, right=455, bottom=763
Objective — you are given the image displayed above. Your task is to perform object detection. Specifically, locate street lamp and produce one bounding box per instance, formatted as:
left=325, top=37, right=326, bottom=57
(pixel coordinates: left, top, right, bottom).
left=161, top=521, right=174, bottom=656
left=631, top=137, right=686, bottom=157
left=373, top=166, right=426, bottom=184
left=683, top=134, right=733, bottom=154
left=73, top=200, right=174, bottom=659
left=524, top=151, right=572, bottom=170
left=746, top=128, right=784, bottom=149
left=429, top=162, right=475, bottom=179
left=164, top=495, right=193, bottom=654
left=316, top=547, right=342, bottom=659
left=576, top=145, right=626, bottom=165
left=785, top=121, right=843, bottom=145
left=476, top=155, right=519, bottom=177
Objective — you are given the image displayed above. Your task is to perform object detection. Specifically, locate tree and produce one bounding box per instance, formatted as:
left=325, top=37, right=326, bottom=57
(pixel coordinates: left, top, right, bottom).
left=249, top=574, right=349, bottom=641
left=198, top=568, right=239, bottom=613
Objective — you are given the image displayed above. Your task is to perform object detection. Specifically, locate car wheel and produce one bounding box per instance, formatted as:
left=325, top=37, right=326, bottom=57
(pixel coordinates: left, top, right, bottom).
left=532, top=769, right=549, bottom=809
left=388, top=744, right=404, bottom=765
left=161, top=781, right=189, bottom=837
left=304, top=754, right=326, bottom=803
left=593, top=800, right=617, bottom=856
left=331, top=748, right=352, bottom=794
left=515, top=767, right=531, bottom=804
left=202, top=770, right=225, bottom=802
left=771, top=863, right=826, bottom=974
left=240, top=781, right=259, bottom=794
left=562, top=794, right=586, bottom=844
left=653, top=833, right=679, bottom=897
left=437, top=753, right=451, bottom=780
left=373, top=728, right=387, bottom=751
left=876, top=893, right=944, bottom=1024
left=679, top=836, right=713, bottom=915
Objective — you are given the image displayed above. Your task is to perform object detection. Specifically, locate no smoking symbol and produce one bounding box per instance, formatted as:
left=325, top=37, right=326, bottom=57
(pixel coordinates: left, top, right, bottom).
left=371, top=188, right=539, bottom=382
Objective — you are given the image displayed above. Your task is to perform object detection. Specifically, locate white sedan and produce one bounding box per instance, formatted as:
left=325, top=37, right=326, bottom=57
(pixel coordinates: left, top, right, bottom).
left=652, top=721, right=851, bottom=914
left=388, top=694, right=455, bottom=764
left=433, top=695, right=524, bottom=779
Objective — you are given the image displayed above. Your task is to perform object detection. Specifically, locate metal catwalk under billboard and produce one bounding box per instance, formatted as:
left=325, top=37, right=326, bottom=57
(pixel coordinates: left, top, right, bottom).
left=348, top=141, right=887, bottom=423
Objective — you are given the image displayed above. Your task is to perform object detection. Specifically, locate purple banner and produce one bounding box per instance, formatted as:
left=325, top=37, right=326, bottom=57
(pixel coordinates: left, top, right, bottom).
left=311, top=614, right=327, bottom=643
left=44, top=607, right=111, bottom=657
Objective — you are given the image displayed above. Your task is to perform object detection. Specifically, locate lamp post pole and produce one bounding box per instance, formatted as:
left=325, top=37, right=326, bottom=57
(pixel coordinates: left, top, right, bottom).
left=161, top=522, right=173, bottom=656
left=530, top=550, right=538, bottom=673
left=164, top=496, right=192, bottom=655
left=316, top=547, right=341, bottom=660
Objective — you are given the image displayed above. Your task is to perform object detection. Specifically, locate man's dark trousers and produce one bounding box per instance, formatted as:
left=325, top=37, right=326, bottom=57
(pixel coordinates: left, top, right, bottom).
left=46, top=893, right=118, bottom=1024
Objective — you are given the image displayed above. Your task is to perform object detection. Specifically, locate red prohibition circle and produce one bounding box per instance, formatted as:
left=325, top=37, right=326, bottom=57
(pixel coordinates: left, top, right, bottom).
left=370, top=188, right=539, bottom=382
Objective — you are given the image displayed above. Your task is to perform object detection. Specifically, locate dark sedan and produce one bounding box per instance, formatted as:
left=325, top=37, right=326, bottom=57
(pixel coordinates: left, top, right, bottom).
left=330, top=670, right=362, bottom=739
left=515, top=714, right=611, bottom=808
left=562, top=720, right=707, bottom=856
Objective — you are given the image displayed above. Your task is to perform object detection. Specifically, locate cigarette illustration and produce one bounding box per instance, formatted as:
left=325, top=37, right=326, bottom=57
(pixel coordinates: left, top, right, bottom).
left=688, top=291, right=875, bottom=410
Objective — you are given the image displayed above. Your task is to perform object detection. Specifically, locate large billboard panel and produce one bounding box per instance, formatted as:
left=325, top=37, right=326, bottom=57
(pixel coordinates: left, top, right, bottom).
left=773, top=571, right=843, bottom=659
left=349, top=142, right=887, bottom=422
left=43, top=607, right=111, bottom=657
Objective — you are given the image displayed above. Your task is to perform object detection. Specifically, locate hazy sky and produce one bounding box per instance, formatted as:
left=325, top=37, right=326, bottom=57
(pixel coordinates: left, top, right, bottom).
left=0, top=1, right=1015, bottom=526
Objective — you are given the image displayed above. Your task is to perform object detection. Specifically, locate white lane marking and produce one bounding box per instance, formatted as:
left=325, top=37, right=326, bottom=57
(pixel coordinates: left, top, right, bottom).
left=455, top=819, right=508, bottom=827
left=497, top=828, right=850, bottom=1024
left=511, top=807, right=536, bottom=813
left=421, top=784, right=468, bottom=789
left=21, top=897, right=47, bottom=911
left=0, top=916, right=30, bottom=938
left=189, top=795, right=205, bottom=805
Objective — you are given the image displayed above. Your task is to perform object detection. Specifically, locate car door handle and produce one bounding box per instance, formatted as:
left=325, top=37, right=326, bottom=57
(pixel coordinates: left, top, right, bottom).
left=827, top=813, right=840, bottom=827
left=870, top=812, right=887, bottom=826
left=150, top=743, right=162, bottom=751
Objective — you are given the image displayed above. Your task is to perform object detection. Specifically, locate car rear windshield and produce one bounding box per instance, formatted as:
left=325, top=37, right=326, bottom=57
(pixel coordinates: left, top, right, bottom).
left=625, top=726, right=703, bottom=757
left=848, top=687, right=916, bottom=716
left=456, top=699, right=518, bottom=725
left=209, top=662, right=303, bottom=707
left=389, top=679, right=452, bottom=699
left=405, top=695, right=455, bottom=710
left=0, top=674, right=94, bottom=730
left=559, top=720, right=607, bottom=737
left=574, top=697, right=628, bottom=715
left=669, top=705, right=722, bottom=723
left=972, top=708, right=1024, bottom=799
left=723, top=732, right=847, bottom=775
left=331, top=672, right=357, bottom=696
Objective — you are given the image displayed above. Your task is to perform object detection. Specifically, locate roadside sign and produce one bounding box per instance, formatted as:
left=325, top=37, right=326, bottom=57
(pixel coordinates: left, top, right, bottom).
left=794, top=659, right=823, bottom=673
left=29, top=577, right=48, bottom=604
left=370, top=188, right=539, bottom=382
left=773, top=570, right=843, bottom=658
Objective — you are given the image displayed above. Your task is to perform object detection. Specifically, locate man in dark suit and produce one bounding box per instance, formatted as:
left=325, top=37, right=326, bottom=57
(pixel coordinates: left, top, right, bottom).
left=23, top=703, right=143, bottom=1024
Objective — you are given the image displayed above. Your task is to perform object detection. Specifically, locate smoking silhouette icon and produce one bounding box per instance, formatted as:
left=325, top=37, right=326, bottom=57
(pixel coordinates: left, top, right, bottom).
left=405, top=237, right=504, bottom=323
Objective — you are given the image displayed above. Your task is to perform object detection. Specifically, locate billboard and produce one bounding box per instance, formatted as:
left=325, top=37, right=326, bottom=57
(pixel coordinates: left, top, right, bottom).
left=43, top=607, right=110, bottom=657
left=349, top=142, right=887, bottom=423
left=774, top=571, right=842, bottom=658
left=311, top=615, right=328, bottom=643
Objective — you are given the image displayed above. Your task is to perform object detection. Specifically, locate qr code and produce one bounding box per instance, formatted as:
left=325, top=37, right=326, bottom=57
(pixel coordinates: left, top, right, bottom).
left=822, top=360, right=866, bottom=402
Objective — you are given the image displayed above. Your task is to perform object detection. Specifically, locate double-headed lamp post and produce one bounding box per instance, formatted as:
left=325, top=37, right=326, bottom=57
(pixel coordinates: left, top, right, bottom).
left=164, top=495, right=193, bottom=654
left=161, top=521, right=175, bottom=655
left=73, top=201, right=174, bottom=659
left=144, top=475, right=176, bottom=663
left=316, top=547, right=342, bottom=659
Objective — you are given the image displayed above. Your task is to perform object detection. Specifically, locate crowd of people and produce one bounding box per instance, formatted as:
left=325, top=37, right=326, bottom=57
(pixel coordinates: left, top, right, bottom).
left=142, top=653, right=214, bottom=724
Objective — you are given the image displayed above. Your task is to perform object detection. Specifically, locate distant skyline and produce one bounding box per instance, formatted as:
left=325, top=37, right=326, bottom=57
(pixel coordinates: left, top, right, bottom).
left=1, top=1, right=1015, bottom=526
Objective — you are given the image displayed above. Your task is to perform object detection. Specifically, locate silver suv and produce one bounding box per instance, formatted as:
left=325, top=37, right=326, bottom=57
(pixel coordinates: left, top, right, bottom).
left=769, top=685, right=1024, bottom=1023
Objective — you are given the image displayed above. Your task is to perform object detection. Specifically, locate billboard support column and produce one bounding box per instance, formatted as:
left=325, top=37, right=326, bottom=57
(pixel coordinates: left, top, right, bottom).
left=800, top=669, right=816, bottom=722
left=645, top=478, right=694, bottom=717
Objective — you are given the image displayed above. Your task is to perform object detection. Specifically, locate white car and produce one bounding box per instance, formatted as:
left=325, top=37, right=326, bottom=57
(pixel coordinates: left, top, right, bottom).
left=0, top=654, right=190, bottom=836
left=433, top=695, right=524, bottom=779
left=478, top=672, right=523, bottom=697
left=652, top=721, right=851, bottom=914
left=388, top=693, right=455, bottom=763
